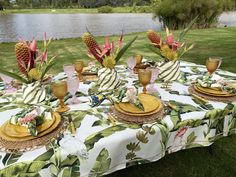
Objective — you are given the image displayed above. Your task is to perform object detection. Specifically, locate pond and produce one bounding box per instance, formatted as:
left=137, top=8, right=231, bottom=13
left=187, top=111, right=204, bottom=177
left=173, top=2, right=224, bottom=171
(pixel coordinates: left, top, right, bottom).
left=0, top=12, right=236, bottom=42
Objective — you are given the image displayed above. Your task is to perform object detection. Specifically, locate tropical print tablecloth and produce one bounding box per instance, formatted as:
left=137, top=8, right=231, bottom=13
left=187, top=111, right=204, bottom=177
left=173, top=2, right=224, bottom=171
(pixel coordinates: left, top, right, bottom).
left=0, top=61, right=236, bottom=177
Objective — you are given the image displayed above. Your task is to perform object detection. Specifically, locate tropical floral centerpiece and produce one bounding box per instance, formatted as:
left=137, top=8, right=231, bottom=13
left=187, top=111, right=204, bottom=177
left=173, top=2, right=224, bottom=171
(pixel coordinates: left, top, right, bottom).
left=147, top=17, right=197, bottom=82
left=82, top=32, right=137, bottom=92
left=0, top=33, right=57, bottom=104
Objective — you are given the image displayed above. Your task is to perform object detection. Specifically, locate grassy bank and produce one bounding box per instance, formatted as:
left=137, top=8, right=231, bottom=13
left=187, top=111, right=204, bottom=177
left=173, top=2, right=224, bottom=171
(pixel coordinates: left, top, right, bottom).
left=2, top=6, right=151, bottom=14
left=0, top=27, right=236, bottom=74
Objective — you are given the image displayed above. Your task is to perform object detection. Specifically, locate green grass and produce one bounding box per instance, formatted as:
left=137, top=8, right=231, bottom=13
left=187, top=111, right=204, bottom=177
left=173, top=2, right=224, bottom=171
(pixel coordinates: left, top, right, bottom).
left=3, top=6, right=150, bottom=14
left=0, top=27, right=236, bottom=177
left=1, top=27, right=236, bottom=74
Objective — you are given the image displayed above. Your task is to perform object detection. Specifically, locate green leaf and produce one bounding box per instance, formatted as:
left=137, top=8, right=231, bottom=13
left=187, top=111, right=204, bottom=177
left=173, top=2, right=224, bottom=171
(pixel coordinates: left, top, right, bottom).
left=68, top=111, right=87, bottom=128
left=146, top=44, right=163, bottom=57
left=178, top=15, right=198, bottom=42
left=40, top=59, right=56, bottom=81
left=115, top=36, right=138, bottom=62
left=85, top=124, right=141, bottom=151
left=187, top=132, right=197, bottom=144
left=0, top=161, right=45, bottom=177
left=136, top=131, right=148, bottom=144
left=156, top=124, right=169, bottom=148
left=169, top=100, right=202, bottom=114
left=192, top=98, right=214, bottom=110
left=172, top=119, right=206, bottom=131
left=61, top=158, right=80, bottom=177
left=61, top=155, right=78, bottom=168
left=126, top=152, right=136, bottom=160
left=170, top=110, right=181, bottom=127
left=2, top=153, right=23, bottom=166
left=89, top=148, right=111, bottom=177
left=126, top=142, right=140, bottom=152
left=34, top=148, right=54, bottom=162
left=0, top=68, right=28, bottom=84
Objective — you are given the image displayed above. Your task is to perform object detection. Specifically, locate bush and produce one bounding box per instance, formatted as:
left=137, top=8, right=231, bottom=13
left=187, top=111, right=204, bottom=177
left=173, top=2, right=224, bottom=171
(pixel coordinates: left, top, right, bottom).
left=153, top=0, right=228, bottom=29
left=97, top=6, right=113, bottom=13
left=137, top=6, right=153, bottom=13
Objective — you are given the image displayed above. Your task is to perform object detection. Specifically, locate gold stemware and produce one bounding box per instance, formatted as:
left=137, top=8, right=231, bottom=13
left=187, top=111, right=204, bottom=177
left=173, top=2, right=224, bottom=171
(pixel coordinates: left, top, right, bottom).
left=51, top=81, right=70, bottom=113
left=138, top=69, right=152, bottom=94
left=75, top=60, right=84, bottom=81
left=206, top=58, right=222, bottom=75
left=135, top=54, right=143, bottom=66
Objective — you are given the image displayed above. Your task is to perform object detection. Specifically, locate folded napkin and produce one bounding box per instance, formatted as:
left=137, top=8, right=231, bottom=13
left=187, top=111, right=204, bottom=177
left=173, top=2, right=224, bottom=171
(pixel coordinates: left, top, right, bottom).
left=196, top=74, right=236, bottom=94
left=10, top=106, right=52, bottom=136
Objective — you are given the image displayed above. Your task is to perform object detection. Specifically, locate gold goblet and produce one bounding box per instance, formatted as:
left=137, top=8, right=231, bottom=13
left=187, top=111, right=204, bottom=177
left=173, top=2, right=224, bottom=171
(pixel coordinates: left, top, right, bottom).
left=138, top=69, right=152, bottom=94
left=206, top=58, right=222, bottom=75
left=135, top=54, right=143, bottom=66
left=51, top=81, right=70, bottom=113
left=75, top=60, right=84, bottom=81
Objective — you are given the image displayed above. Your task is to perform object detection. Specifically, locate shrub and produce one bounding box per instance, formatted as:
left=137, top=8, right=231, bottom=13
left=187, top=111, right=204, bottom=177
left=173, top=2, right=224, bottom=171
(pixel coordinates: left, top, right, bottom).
left=137, top=6, right=153, bottom=13
left=97, top=6, right=113, bottom=13
left=153, top=0, right=228, bottom=29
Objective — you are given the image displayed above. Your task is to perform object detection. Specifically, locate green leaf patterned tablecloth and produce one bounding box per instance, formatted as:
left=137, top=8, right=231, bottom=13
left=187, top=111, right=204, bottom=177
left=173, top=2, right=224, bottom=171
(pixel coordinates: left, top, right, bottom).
left=0, top=61, right=236, bottom=177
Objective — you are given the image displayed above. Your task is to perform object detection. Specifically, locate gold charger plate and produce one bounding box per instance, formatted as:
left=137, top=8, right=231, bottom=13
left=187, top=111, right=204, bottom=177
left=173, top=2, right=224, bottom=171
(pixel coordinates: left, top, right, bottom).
left=118, top=93, right=160, bottom=114
left=114, top=99, right=162, bottom=117
left=0, top=112, right=61, bottom=142
left=194, top=85, right=235, bottom=97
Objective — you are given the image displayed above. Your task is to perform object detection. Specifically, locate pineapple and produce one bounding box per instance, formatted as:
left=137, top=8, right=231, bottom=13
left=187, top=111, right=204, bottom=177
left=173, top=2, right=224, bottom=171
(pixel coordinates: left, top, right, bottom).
left=82, top=32, right=103, bottom=64
left=15, top=42, right=34, bottom=76
left=147, top=30, right=161, bottom=48
left=28, top=68, right=42, bottom=81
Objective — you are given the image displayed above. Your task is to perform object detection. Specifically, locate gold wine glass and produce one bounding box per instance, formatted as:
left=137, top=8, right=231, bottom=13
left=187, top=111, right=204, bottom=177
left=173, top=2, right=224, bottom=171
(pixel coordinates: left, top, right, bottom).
left=206, top=58, right=222, bottom=75
left=135, top=54, right=143, bottom=66
left=138, top=69, right=152, bottom=94
left=51, top=81, right=70, bottom=113
left=75, top=60, right=84, bottom=81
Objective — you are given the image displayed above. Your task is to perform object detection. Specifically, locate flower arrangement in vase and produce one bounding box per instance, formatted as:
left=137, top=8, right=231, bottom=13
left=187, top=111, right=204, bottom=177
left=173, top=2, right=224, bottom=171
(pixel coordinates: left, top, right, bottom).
left=147, top=17, right=197, bottom=82
left=0, top=33, right=57, bottom=104
left=82, top=32, right=137, bottom=92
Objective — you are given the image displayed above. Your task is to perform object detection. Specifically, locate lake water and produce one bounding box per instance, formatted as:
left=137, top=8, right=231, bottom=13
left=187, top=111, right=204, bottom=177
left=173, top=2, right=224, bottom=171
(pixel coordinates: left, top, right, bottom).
left=0, top=12, right=235, bottom=42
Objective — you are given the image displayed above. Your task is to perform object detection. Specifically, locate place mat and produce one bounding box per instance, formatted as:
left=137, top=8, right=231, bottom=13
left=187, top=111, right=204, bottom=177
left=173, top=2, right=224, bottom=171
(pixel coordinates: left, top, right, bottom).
left=194, top=85, right=234, bottom=97
left=0, top=118, right=67, bottom=153
left=189, top=86, right=236, bottom=103
left=110, top=103, right=165, bottom=124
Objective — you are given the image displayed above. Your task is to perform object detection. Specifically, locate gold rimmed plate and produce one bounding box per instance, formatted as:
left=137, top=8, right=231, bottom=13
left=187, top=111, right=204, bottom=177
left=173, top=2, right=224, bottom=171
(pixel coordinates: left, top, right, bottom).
left=194, top=85, right=235, bottom=97
left=118, top=93, right=161, bottom=114
left=114, top=102, right=162, bottom=117
left=0, top=112, right=61, bottom=141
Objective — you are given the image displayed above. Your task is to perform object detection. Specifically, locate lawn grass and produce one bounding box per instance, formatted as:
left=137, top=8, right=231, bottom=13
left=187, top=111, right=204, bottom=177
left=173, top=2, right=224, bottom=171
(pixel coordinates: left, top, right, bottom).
left=0, top=27, right=236, bottom=73
left=0, top=27, right=236, bottom=177
left=3, top=6, right=150, bottom=14
left=106, top=134, right=236, bottom=177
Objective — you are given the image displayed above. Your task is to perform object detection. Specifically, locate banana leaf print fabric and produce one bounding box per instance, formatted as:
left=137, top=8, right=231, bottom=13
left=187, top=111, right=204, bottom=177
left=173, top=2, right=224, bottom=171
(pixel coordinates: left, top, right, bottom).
left=0, top=61, right=236, bottom=177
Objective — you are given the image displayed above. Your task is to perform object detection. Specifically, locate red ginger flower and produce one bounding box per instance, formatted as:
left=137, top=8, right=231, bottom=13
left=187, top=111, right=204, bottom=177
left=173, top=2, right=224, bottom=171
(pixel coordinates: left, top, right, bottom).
left=82, top=32, right=103, bottom=65
left=15, top=42, right=35, bottom=76
left=147, top=30, right=161, bottom=48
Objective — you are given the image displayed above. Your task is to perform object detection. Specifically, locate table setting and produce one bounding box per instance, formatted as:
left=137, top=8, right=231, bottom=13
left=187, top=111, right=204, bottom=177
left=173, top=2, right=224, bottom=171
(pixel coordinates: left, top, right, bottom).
left=0, top=26, right=235, bottom=177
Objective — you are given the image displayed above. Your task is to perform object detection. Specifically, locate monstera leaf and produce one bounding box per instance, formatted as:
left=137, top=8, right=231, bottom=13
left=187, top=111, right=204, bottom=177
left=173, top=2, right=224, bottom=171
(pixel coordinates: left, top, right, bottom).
left=85, top=124, right=141, bottom=151
left=89, top=148, right=111, bottom=177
